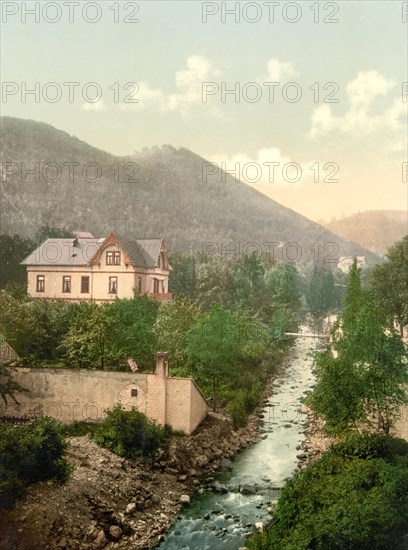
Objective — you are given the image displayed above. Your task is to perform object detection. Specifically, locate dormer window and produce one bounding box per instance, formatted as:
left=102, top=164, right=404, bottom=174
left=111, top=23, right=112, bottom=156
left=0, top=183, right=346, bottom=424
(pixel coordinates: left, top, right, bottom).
left=106, top=251, right=121, bottom=265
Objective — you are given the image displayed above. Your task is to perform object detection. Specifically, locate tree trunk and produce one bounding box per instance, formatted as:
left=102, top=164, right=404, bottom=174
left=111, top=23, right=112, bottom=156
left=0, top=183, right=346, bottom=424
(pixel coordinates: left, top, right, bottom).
left=212, top=377, right=216, bottom=412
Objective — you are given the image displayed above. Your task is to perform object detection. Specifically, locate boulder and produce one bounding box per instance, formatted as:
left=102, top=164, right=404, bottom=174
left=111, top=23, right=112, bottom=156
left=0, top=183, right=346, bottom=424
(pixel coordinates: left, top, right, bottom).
left=210, top=481, right=228, bottom=494
left=93, top=529, right=107, bottom=548
left=179, top=495, right=190, bottom=505
left=109, top=525, right=122, bottom=540
left=240, top=483, right=259, bottom=495
left=125, top=503, right=136, bottom=515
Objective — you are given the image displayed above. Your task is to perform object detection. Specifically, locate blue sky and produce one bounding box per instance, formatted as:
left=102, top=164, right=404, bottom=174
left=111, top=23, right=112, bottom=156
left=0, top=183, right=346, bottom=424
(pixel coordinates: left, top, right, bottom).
left=1, top=0, right=407, bottom=221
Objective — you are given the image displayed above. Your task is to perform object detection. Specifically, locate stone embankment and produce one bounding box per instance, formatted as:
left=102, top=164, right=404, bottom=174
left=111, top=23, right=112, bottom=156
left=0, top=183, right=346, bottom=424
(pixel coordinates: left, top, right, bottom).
left=295, top=405, right=333, bottom=469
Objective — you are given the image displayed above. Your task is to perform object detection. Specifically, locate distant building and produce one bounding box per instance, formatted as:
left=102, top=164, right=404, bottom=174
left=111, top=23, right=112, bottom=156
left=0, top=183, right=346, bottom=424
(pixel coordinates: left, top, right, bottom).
left=21, top=231, right=172, bottom=302
left=337, top=256, right=366, bottom=273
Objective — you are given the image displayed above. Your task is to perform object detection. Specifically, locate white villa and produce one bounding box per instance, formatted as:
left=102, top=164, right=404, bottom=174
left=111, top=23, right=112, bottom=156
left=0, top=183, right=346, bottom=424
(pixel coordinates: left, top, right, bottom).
left=21, top=231, right=172, bottom=302
left=337, top=256, right=366, bottom=273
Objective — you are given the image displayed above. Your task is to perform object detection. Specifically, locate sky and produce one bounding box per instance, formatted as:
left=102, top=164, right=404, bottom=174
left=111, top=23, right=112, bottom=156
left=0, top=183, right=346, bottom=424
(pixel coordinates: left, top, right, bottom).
left=1, top=0, right=407, bottom=222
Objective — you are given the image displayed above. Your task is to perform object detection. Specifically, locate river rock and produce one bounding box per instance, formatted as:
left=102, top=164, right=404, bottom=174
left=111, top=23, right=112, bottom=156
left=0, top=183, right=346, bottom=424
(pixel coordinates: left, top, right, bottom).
left=210, top=481, right=228, bottom=494
left=195, top=455, right=209, bottom=467
left=219, top=458, right=233, bottom=472
left=93, top=529, right=107, bottom=548
left=125, top=503, right=136, bottom=515
left=109, top=525, right=122, bottom=540
left=179, top=495, right=190, bottom=505
left=240, top=483, right=259, bottom=495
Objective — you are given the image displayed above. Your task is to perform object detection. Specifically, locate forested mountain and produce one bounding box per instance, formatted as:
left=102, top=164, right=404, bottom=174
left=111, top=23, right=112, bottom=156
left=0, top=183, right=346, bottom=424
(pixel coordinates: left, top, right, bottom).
left=1, top=117, right=378, bottom=264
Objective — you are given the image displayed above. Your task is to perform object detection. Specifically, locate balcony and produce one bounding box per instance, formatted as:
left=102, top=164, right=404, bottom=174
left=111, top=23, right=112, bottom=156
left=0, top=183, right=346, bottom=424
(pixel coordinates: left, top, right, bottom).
left=149, top=292, right=173, bottom=302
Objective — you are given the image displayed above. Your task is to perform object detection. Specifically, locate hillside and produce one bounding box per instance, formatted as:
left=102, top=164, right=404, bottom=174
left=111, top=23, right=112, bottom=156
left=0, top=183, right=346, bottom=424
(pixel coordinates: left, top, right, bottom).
left=0, top=117, right=378, bottom=264
left=324, top=211, right=408, bottom=255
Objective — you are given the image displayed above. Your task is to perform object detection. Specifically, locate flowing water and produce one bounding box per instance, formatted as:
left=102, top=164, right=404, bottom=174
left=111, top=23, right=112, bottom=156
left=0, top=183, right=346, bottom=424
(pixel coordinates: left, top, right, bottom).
left=156, top=330, right=318, bottom=550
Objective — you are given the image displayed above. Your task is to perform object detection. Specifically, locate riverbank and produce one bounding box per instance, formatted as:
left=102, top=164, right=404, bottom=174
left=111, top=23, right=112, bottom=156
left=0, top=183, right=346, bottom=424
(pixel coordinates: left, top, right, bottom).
left=296, top=405, right=333, bottom=469
left=0, top=350, right=294, bottom=550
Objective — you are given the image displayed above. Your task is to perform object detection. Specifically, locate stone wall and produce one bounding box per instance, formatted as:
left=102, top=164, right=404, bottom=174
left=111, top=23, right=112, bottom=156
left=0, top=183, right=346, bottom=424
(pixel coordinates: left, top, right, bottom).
left=0, top=353, right=208, bottom=434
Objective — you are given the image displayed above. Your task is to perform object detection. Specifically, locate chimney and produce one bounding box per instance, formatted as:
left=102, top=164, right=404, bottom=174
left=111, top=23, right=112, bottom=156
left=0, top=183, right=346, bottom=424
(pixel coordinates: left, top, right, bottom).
left=155, top=352, right=169, bottom=378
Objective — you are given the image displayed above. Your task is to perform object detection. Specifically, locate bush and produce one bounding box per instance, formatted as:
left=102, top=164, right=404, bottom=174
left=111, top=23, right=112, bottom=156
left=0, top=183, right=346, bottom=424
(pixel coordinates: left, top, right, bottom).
left=331, top=432, right=408, bottom=464
left=227, top=385, right=262, bottom=429
left=0, top=418, right=70, bottom=508
left=93, top=406, right=170, bottom=459
left=248, top=434, right=408, bottom=550
left=61, top=421, right=99, bottom=438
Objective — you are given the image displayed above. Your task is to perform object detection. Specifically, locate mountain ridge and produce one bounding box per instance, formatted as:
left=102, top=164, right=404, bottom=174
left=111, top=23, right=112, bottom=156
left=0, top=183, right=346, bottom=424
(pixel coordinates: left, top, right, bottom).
left=323, top=210, right=407, bottom=255
left=0, top=116, right=379, bottom=264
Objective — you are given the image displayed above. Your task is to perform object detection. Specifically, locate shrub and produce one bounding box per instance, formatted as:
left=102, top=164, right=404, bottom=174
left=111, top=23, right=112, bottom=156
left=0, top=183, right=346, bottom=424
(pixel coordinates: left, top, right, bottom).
left=0, top=418, right=70, bottom=508
left=61, top=421, right=99, bottom=438
left=248, top=434, right=408, bottom=550
left=331, top=432, right=408, bottom=464
left=93, top=406, right=170, bottom=459
left=227, top=385, right=262, bottom=429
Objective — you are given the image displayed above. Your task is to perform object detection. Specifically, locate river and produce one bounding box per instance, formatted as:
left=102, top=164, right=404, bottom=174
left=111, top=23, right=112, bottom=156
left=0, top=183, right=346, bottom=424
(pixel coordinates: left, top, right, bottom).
left=156, top=329, right=318, bottom=550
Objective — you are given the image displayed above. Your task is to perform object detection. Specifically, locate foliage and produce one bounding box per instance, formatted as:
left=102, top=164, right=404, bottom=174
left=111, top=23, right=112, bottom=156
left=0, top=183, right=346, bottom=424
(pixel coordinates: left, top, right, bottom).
left=194, top=258, right=235, bottom=310
left=187, top=304, right=269, bottom=409
left=93, top=406, right=171, bottom=459
left=0, top=289, right=76, bottom=364
left=0, top=364, right=29, bottom=405
left=168, top=253, right=197, bottom=298
left=0, top=418, right=70, bottom=508
left=248, top=434, right=408, bottom=550
left=62, top=302, right=116, bottom=369
left=108, top=296, right=159, bottom=370
left=304, top=266, right=336, bottom=319
left=227, top=385, right=262, bottom=429
left=155, top=298, right=202, bottom=374
left=60, top=421, right=99, bottom=438
left=0, top=233, right=33, bottom=289
left=371, top=235, right=408, bottom=334
left=308, top=259, right=408, bottom=434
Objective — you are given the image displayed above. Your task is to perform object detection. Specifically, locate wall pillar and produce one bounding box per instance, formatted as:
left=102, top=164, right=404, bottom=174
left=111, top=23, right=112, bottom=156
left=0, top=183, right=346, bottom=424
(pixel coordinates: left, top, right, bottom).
left=146, top=352, right=168, bottom=426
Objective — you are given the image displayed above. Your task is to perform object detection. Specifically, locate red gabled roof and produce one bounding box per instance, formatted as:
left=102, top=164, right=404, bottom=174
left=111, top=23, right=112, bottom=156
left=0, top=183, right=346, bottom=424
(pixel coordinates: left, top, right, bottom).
left=88, top=232, right=134, bottom=266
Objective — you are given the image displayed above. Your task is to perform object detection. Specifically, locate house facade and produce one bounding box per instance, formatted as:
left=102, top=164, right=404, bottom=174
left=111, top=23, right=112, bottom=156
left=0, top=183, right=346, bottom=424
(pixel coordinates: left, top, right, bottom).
left=337, top=255, right=366, bottom=273
left=21, top=231, right=172, bottom=302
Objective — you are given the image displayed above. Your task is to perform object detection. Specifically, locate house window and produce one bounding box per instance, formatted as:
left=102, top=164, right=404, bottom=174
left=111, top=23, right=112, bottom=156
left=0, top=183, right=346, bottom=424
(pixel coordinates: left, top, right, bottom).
left=131, top=389, right=138, bottom=397
left=36, top=275, right=45, bottom=292
left=157, top=255, right=161, bottom=268
left=138, top=277, right=142, bottom=293
left=81, top=276, right=90, bottom=294
left=153, top=278, right=160, bottom=293
left=106, top=251, right=121, bottom=265
left=109, top=276, right=118, bottom=294
left=62, top=276, right=71, bottom=293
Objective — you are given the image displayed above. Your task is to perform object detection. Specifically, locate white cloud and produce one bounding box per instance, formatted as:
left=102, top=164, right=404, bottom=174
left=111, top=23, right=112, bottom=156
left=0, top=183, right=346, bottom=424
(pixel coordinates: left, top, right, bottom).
left=309, top=70, right=404, bottom=138
left=264, top=58, right=298, bottom=81
left=120, top=82, right=164, bottom=111
left=81, top=99, right=105, bottom=111
left=165, top=55, right=220, bottom=113
left=117, top=56, right=221, bottom=115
